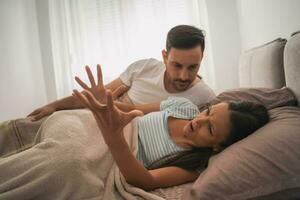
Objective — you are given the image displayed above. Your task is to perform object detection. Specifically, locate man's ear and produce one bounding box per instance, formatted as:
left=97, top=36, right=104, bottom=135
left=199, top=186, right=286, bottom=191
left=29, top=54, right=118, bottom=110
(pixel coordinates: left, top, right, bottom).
left=162, top=49, right=168, bottom=65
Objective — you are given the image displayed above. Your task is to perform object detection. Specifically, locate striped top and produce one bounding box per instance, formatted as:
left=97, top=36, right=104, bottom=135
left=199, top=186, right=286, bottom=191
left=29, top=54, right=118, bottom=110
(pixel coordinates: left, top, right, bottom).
left=136, top=97, right=200, bottom=168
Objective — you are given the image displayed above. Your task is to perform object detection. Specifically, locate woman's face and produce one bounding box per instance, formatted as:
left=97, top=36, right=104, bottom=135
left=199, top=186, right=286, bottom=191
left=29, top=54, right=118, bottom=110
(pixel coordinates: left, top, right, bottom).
left=183, top=102, right=231, bottom=151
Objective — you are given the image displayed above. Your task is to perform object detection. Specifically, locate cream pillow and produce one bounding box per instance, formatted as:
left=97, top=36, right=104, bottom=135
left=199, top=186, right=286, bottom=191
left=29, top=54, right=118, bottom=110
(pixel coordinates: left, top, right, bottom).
left=239, top=38, right=286, bottom=88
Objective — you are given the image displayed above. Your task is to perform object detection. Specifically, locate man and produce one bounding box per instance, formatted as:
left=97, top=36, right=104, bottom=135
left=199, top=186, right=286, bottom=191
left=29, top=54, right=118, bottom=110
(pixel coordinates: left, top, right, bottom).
left=28, top=25, right=215, bottom=121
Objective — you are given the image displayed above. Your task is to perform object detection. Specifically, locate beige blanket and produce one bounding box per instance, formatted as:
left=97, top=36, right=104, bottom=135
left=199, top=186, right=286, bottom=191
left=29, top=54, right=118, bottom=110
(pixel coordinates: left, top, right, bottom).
left=0, top=109, right=164, bottom=200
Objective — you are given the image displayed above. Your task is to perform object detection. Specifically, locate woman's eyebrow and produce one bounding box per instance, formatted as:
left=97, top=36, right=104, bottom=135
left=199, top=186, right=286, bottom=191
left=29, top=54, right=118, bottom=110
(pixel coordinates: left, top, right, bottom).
left=208, top=106, right=216, bottom=136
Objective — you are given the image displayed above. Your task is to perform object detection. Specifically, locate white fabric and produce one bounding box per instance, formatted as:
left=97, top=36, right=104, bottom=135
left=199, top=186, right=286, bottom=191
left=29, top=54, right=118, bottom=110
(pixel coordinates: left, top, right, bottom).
left=0, top=109, right=164, bottom=200
left=120, top=58, right=216, bottom=106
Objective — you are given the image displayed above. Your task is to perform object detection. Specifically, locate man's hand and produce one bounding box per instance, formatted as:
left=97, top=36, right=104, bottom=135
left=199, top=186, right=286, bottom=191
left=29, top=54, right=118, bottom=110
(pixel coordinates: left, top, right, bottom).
left=27, top=105, right=56, bottom=121
left=75, top=64, right=128, bottom=104
left=72, top=89, right=143, bottom=142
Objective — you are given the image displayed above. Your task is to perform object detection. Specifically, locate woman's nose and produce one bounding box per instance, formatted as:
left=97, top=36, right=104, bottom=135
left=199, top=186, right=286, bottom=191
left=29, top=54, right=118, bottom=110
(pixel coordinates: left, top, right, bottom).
left=193, top=116, right=209, bottom=128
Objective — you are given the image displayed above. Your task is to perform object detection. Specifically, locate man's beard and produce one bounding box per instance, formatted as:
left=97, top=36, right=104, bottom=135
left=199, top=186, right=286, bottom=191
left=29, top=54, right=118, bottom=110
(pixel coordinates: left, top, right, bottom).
left=172, top=80, right=192, bottom=91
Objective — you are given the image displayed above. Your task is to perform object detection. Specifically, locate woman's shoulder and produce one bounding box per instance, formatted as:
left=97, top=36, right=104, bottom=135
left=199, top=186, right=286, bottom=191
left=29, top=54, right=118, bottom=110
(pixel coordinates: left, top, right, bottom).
left=161, top=96, right=197, bottom=108
left=160, top=97, right=199, bottom=119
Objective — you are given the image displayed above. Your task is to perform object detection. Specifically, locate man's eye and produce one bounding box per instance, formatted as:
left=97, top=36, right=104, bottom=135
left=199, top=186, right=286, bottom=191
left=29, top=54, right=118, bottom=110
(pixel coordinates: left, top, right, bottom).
left=189, top=66, right=197, bottom=71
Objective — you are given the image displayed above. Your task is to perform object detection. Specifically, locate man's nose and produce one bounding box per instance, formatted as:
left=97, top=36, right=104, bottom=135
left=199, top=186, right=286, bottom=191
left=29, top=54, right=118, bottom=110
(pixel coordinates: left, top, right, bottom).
left=179, top=69, right=190, bottom=81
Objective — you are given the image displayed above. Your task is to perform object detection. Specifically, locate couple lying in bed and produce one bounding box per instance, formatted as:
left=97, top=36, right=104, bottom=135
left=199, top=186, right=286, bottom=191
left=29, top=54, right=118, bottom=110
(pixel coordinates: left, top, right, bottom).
left=0, top=64, right=269, bottom=198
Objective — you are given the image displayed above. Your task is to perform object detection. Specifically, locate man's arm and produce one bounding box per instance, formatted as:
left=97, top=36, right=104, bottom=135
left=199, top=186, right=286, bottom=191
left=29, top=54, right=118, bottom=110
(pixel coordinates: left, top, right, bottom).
left=28, top=77, right=128, bottom=120
left=114, top=101, right=160, bottom=115
left=54, top=78, right=127, bottom=110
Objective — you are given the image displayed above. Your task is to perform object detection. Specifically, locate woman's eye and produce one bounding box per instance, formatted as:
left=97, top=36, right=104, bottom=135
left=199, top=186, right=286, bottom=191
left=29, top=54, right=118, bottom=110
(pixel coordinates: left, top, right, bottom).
left=206, top=106, right=213, bottom=135
left=209, top=125, right=213, bottom=135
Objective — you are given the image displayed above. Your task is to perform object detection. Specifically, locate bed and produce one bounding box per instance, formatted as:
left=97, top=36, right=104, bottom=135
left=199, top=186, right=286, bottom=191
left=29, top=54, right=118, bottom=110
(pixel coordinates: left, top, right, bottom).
left=149, top=31, right=300, bottom=199
left=0, top=32, right=299, bottom=200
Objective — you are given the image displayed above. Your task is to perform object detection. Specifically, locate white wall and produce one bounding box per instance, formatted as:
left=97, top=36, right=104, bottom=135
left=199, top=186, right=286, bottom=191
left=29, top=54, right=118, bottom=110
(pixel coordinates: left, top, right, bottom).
left=205, top=0, right=242, bottom=93
left=0, top=0, right=47, bottom=122
left=36, top=0, right=57, bottom=103
left=237, top=0, right=300, bottom=51
left=204, top=0, right=300, bottom=93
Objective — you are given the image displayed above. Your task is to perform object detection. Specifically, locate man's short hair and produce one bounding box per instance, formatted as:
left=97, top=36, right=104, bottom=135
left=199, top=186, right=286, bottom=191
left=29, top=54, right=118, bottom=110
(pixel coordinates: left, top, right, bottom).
left=166, top=25, right=205, bottom=52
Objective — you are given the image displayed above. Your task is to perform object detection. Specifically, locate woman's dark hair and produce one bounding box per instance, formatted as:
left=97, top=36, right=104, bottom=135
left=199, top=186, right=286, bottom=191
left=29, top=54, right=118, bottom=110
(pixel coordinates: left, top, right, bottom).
left=147, top=101, right=269, bottom=171
left=166, top=25, right=205, bottom=52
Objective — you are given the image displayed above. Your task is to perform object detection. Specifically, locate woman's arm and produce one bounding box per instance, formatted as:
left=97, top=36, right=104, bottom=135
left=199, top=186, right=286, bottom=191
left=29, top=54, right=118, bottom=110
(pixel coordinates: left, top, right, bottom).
left=73, top=89, right=198, bottom=190
left=106, top=134, right=199, bottom=190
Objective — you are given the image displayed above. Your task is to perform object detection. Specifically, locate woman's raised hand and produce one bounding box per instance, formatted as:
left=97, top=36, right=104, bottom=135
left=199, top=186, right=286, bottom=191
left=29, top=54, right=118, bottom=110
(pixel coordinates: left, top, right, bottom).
left=75, top=64, right=127, bottom=104
left=72, top=89, right=143, bottom=140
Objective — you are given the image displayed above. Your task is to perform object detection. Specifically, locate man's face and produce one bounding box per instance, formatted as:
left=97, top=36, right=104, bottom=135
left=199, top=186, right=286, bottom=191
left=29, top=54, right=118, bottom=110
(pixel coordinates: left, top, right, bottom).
left=162, top=46, right=203, bottom=92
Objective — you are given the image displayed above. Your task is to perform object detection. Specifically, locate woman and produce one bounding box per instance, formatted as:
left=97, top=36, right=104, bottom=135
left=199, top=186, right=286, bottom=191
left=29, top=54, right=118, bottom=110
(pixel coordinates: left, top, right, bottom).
left=0, top=65, right=269, bottom=199
left=71, top=65, right=269, bottom=190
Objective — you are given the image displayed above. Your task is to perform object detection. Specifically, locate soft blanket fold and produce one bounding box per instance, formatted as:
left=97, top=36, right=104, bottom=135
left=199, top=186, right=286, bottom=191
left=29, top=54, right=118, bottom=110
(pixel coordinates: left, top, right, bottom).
left=0, top=109, right=164, bottom=200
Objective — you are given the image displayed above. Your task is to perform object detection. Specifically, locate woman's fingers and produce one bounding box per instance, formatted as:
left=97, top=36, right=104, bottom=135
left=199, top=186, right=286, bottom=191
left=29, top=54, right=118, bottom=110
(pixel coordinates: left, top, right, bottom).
left=83, top=90, right=107, bottom=110
left=106, top=90, right=114, bottom=110
left=85, top=65, right=96, bottom=87
left=112, top=85, right=128, bottom=100
left=96, top=64, right=104, bottom=88
left=75, top=76, right=90, bottom=90
left=126, top=110, right=144, bottom=119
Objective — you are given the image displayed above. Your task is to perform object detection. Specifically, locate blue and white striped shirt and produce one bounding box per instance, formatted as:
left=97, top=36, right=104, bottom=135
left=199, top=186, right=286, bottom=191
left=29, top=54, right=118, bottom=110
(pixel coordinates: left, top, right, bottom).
left=136, top=97, right=200, bottom=168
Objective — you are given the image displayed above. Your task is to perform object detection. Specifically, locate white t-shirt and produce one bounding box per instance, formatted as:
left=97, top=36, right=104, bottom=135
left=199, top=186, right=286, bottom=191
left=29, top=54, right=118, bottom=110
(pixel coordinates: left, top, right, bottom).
left=119, top=58, right=216, bottom=106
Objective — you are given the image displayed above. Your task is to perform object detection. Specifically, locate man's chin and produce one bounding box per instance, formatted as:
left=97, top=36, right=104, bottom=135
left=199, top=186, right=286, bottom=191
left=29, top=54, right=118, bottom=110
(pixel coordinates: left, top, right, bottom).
left=174, top=83, right=191, bottom=91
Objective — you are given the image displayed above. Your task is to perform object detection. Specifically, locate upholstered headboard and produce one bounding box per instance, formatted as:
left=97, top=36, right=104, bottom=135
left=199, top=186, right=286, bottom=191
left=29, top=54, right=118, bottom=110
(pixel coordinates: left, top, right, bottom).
left=284, top=31, right=300, bottom=106
left=239, top=31, right=300, bottom=106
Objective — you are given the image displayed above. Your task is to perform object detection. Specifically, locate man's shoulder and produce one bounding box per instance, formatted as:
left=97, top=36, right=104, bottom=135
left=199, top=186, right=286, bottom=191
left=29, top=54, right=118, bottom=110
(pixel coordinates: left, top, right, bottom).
left=129, top=58, right=162, bottom=67
left=131, top=58, right=164, bottom=75
left=139, top=58, right=163, bottom=68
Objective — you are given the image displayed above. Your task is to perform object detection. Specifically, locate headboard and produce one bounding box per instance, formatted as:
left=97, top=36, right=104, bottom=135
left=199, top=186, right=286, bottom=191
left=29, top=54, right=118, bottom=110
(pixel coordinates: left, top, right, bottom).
left=239, top=31, right=300, bottom=106
left=284, top=31, right=300, bottom=106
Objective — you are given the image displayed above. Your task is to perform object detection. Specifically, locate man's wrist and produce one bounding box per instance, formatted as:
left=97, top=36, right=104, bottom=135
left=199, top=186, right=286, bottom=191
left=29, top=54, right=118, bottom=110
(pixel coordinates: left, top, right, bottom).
left=48, top=102, right=58, bottom=111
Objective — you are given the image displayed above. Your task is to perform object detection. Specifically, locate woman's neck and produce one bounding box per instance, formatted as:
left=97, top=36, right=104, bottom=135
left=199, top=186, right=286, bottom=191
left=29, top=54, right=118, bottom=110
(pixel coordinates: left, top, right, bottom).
left=167, top=117, right=194, bottom=149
